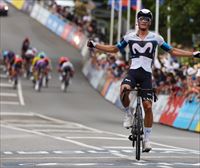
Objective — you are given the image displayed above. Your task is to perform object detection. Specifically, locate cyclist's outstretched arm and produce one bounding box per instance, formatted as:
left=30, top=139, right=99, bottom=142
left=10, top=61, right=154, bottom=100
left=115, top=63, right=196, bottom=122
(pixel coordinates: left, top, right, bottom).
left=96, top=44, right=119, bottom=53
left=87, top=40, right=119, bottom=53
left=169, top=48, right=200, bottom=58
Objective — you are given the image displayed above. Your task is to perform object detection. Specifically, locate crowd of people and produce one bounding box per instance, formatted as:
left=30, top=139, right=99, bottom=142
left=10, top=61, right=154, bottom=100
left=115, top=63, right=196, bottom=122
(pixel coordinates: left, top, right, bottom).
left=89, top=49, right=200, bottom=98
left=38, top=0, right=103, bottom=42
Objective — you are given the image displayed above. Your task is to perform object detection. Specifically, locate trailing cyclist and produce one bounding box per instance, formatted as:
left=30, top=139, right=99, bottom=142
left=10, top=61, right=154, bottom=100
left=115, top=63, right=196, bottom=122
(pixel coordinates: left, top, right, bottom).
left=31, top=51, right=46, bottom=81
left=34, top=57, right=50, bottom=91
left=87, top=9, right=200, bottom=152
left=58, top=57, right=74, bottom=91
left=23, top=48, right=35, bottom=78
left=5, top=50, right=16, bottom=80
left=11, top=56, right=23, bottom=88
left=21, top=37, right=30, bottom=59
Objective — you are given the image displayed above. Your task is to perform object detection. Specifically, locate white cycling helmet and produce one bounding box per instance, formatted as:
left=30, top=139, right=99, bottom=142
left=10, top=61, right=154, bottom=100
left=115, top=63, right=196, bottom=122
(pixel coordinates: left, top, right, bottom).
left=26, top=49, right=34, bottom=56
left=137, top=9, right=153, bottom=20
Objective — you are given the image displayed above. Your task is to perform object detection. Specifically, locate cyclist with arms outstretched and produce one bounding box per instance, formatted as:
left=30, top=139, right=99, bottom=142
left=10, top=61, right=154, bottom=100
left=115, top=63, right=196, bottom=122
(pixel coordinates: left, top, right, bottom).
left=87, top=9, right=200, bottom=152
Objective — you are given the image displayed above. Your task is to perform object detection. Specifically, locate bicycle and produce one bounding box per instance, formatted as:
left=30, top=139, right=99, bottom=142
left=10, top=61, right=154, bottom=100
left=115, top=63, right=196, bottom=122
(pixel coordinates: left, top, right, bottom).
left=60, top=70, right=70, bottom=92
left=125, top=86, right=157, bottom=160
left=34, top=69, right=47, bottom=92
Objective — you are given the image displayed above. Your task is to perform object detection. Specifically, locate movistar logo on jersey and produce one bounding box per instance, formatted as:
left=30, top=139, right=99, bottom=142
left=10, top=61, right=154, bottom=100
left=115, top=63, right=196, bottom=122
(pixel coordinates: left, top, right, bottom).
left=132, top=42, right=153, bottom=54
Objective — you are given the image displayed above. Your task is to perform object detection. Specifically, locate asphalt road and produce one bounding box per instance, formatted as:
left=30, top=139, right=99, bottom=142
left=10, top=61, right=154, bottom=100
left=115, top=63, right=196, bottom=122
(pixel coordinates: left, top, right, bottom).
left=0, top=4, right=200, bottom=168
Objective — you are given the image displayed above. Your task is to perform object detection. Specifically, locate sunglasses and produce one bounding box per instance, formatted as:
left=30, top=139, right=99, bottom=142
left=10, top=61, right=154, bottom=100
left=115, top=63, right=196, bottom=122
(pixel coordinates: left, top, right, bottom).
left=138, top=16, right=151, bottom=22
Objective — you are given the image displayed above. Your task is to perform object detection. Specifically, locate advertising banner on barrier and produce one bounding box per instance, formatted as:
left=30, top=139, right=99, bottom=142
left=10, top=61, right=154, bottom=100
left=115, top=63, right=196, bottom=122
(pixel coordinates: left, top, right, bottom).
left=105, top=81, right=121, bottom=104
left=90, top=69, right=105, bottom=89
left=153, top=95, right=169, bottom=123
left=11, top=0, right=25, bottom=10
left=30, top=3, right=40, bottom=19
left=105, top=82, right=118, bottom=103
left=46, top=14, right=60, bottom=33
left=70, top=31, right=82, bottom=49
left=173, top=96, right=200, bottom=130
left=61, top=23, right=74, bottom=40
left=111, top=80, right=121, bottom=104
left=46, top=14, right=55, bottom=31
left=115, top=96, right=123, bottom=109
left=97, top=73, right=108, bottom=93
left=81, top=40, right=90, bottom=59
left=37, top=7, right=50, bottom=26
left=22, top=0, right=35, bottom=13
left=66, top=26, right=77, bottom=43
left=189, top=108, right=200, bottom=132
left=101, top=78, right=113, bottom=97
left=55, top=18, right=66, bottom=36
left=82, top=59, right=91, bottom=77
left=159, top=94, right=185, bottom=126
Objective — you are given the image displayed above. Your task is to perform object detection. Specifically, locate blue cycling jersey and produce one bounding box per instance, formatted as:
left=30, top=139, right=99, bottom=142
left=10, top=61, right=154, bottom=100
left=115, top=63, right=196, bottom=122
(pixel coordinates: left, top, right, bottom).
left=116, top=31, right=172, bottom=73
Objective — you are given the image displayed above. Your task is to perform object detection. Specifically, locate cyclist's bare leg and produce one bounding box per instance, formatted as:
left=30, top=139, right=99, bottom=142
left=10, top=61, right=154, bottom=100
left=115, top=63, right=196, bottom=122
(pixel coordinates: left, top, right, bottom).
left=120, top=84, right=131, bottom=108
left=142, top=100, right=153, bottom=148
left=142, top=100, right=153, bottom=127
left=120, top=84, right=133, bottom=128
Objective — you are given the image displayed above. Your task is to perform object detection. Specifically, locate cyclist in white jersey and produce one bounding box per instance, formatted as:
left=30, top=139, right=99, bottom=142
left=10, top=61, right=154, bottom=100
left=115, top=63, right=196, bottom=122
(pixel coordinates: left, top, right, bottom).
left=87, top=9, right=200, bottom=152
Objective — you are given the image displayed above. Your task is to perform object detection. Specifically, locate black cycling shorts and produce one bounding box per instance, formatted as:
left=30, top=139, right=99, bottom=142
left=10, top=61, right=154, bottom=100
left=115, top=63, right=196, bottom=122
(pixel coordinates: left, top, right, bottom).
left=121, top=67, right=153, bottom=101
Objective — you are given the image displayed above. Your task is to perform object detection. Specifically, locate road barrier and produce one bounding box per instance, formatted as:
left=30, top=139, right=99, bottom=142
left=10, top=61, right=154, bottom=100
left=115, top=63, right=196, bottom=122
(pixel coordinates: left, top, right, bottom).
left=7, top=1, right=200, bottom=133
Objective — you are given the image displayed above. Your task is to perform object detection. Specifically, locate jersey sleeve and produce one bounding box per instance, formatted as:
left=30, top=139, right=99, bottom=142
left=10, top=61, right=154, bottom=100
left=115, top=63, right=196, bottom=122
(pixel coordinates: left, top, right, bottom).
left=116, top=34, right=129, bottom=50
left=157, top=35, right=173, bottom=52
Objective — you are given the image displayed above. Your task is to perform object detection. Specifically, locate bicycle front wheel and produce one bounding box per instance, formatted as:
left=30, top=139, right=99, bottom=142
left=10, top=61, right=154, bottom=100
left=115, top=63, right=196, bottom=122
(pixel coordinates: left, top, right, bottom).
left=135, top=106, right=143, bottom=160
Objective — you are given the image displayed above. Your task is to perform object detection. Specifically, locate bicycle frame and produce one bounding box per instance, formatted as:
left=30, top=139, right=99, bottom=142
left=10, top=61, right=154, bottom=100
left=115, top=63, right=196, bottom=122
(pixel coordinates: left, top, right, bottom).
left=127, top=87, right=156, bottom=160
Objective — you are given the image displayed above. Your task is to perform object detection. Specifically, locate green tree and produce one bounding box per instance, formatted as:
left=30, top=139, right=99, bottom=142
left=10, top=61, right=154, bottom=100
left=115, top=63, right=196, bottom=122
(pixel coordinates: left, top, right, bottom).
left=159, top=0, right=200, bottom=46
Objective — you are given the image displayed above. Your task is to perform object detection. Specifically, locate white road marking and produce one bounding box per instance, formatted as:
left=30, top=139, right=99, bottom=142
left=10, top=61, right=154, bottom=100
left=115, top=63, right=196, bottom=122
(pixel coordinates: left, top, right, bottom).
left=66, top=137, right=126, bottom=140
left=193, top=163, right=200, bottom=166
left=103, top=146, right=133, bottom=149
left=0, top=101, right=20, bottom=105
left=0, top=112, right=34, bottom=116
left=134, top=162, right=148, bottom=166
left=1, top=112, right=199, bottom=165
left=2, top=156, right=120, bottom=160
left=33, top=129, right=95, bottom=133
left=158, top=166, right=173, bottom=168
left=87, top=150, right=110, bottom=154
left=17, top=80, right=25, bottom=106
left=17, top=151, right=49, bottom=154
left=53, top=150, right=85, bottom=154
left=0, top=93, right=17, bottom=97
left=2, top=112, right=200, bottom=150
left=0, top=74, right=7, bottom=78
left=1, top=124, right=103, bottom=150
left=158, top=162, right=173, bottom=166
left=37, top=163, right=58, bottom=166
left=34, top=112, right=103, bottom=133
left=5, top=161, right=200, bottom=167
left=0, top=83, right=12, bottom=87
left=30, top=113, right=200, bottom=152
left=3, top=151, right=13, bottom=155
left=75, top=163, right=97, bottom=166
